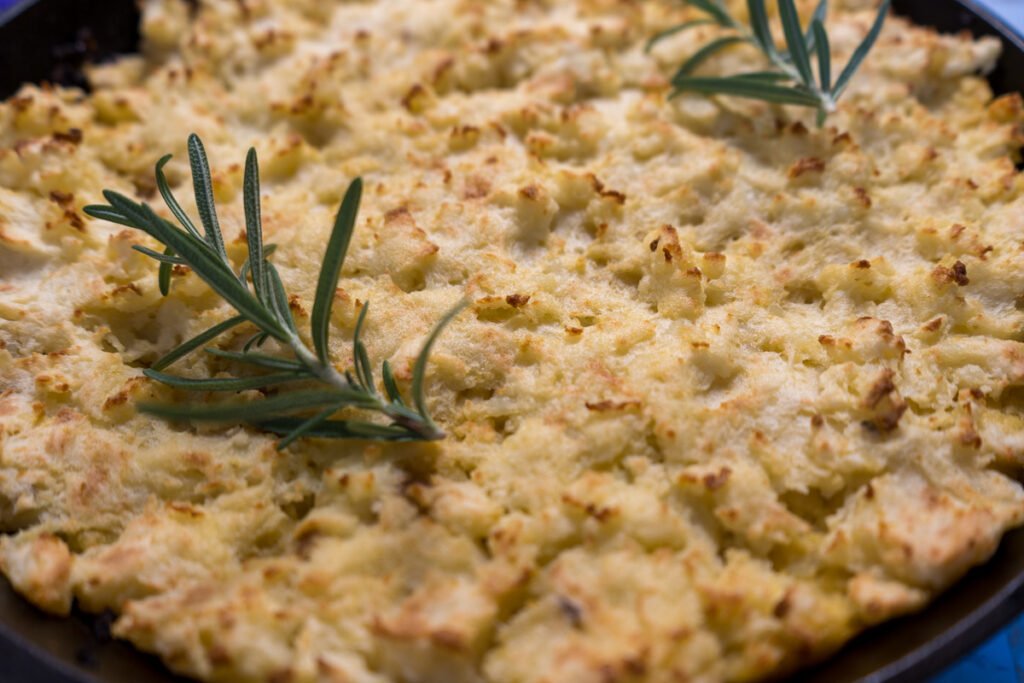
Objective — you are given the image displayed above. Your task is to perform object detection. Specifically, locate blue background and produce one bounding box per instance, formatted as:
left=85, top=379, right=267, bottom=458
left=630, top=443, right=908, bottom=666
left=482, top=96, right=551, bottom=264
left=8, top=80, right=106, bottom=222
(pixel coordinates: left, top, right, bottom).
left=986, top=0, right=1024, bottom=26
left=0, top=0, right=1021, bottom=680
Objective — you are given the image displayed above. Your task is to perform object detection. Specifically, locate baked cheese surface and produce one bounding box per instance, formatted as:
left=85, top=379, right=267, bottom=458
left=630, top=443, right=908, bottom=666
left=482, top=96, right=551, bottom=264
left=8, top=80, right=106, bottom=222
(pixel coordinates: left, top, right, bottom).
left=2, top=1, right=1024, bottom=681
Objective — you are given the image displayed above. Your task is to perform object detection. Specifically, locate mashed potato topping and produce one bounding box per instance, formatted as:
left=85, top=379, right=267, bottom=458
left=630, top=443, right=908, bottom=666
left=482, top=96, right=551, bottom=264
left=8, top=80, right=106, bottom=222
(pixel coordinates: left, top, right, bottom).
left=1, top=1, right=1023, bottom=681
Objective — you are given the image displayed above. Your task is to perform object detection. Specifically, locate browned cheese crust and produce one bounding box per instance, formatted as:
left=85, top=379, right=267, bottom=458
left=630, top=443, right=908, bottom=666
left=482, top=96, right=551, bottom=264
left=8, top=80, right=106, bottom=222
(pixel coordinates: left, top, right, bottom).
left=1, top=1, right=1023, bottom=681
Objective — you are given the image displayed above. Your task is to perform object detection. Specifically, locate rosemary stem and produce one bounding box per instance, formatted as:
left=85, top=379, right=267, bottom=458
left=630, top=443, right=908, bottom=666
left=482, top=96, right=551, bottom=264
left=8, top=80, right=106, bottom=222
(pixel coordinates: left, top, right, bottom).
left=285, top=334, right=444, bottom=440
left=723, top=16, right=835, bottom=117
left=288, top=334, right=348, bottom=389
left=757, top=36, right=832, bottom=114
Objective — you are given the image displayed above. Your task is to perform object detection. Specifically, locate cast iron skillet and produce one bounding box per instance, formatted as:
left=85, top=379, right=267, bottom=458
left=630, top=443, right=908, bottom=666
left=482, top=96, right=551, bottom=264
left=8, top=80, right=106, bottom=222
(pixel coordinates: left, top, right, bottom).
left=0, top=0, right=1022, bottom=681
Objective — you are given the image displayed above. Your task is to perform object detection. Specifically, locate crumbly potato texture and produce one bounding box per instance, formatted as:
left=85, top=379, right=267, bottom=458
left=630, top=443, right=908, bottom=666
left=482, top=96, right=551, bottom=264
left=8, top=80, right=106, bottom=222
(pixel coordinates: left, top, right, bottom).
left=2, top=0, right=1024, bottom=681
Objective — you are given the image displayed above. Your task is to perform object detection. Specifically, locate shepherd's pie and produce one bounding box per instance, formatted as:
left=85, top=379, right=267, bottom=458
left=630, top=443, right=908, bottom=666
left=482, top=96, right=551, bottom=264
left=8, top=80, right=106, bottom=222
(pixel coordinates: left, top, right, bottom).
left=1, top=0, right=1024, bottom=681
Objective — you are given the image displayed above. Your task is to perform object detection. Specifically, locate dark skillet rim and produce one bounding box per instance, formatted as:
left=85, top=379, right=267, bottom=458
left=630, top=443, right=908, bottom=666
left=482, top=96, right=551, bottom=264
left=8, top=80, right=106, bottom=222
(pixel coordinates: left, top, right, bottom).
left=0, top=0, right=40, bottom=27
left=0, top=596, right=101, bottom=683
left=862, top=550, right=1024, bottom=683
left=792, top=526, right=1024, bottom=683
left=957, top=0, right=1024, bottom=47
left=0, top=1, right=1023, bottom=682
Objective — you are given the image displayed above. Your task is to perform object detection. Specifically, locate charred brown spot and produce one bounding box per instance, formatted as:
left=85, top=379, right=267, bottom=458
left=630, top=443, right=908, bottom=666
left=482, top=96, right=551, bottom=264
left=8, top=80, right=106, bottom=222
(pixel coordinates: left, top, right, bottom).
left=519, top=184, right=540, bottom=201
left=431, top=56, right=455, bottom=85
left=866, top=404, right=907, bottom=432
left=959, top=426, right=982, bottom=448
left=854, top=187, right=872, bottom=208
left=773, top=591, right=793, bottom=618
left=585, top=399, right=642, bottom=412
left=208, top=646, right=232, bottom=666
left=932, top=261, right=970, bottom=287
left=289, top=93, right=314, bottom=115
left=864, top=370, right=896, bottom=409
left=788, top=156, right=826, bottom=178
left=451, top=124, right=480, bottom=139
left=400, top=83, right=428, bottom=112
left=702, top=467, right=732, bottom=491
left=951, top=261, right=969, bottom=286
left=287, top=295, right=307, bottom=316
left=429, top=629, right=465, bottom=651
left=505, top=293, right=530, bottom=308
left=293, top=527, right=321, bottom=560
left=860, top=368, right=907, bottom=428
left=102, top=391, right=130, bottom=410
left=624, top=656, right=647, bottom=676
left=558, top=596, right=584, bottom=627
left=600, top=189, right=626, bottom=204
left=832, top=132, right=853, bottom=146
left=585, top=503, right=613, bottom=521
left=10, top=95, right=33, bottom=111
left=584, top=173, right=627, bottom=203
left=384, top=207, right=411, bottom=223
left=109, top=283, right=142, bottom=297
left=35, top=374, right=70, bottom=392
left=482, top=37, right=504, bottom=54
left=48, top=190, right=73, bottom=206
left=52, top=128, right=83, bottom=145
left=853, top=259, right=871, bottom=269
left=63, top=210, right=85, bottom=231
left=267, top=669, right=294, bottom=683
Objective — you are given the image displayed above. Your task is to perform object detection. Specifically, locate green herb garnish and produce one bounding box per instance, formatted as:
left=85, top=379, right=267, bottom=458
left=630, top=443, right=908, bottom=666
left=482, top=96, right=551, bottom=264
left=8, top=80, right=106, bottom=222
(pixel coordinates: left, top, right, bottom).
left=648, top=0, right=890, bottom=124
left=84, top=134, right=463, bottom=447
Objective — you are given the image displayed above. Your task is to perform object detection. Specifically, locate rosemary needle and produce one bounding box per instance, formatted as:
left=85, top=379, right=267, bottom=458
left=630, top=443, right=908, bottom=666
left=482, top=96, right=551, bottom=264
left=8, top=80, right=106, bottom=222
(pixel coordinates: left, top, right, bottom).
left=649, top=0, right=890, bottom=124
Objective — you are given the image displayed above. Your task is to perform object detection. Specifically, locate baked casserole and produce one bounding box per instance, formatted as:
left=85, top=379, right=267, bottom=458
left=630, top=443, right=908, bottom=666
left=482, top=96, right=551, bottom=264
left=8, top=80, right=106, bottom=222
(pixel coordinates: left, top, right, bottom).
left=1, top=0, right=1023, bottom=681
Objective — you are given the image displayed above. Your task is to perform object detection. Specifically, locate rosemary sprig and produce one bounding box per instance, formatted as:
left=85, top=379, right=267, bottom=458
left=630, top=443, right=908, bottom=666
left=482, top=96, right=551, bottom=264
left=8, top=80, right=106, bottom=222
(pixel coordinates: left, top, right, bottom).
left=84, top=134, right=464, bottom=448
left=648, top=0, right=890, bottom=124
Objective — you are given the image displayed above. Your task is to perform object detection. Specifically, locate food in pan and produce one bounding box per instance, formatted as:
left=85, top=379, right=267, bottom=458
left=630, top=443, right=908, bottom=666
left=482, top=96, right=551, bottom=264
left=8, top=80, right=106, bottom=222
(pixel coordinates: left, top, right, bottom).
left=1, top=0, right=1023, bottom=681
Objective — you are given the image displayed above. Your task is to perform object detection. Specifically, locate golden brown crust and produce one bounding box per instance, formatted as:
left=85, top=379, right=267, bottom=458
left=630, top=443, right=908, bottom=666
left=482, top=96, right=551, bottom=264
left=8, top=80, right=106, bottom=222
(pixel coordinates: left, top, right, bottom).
left=1, top=1, right=1024, bottom=681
